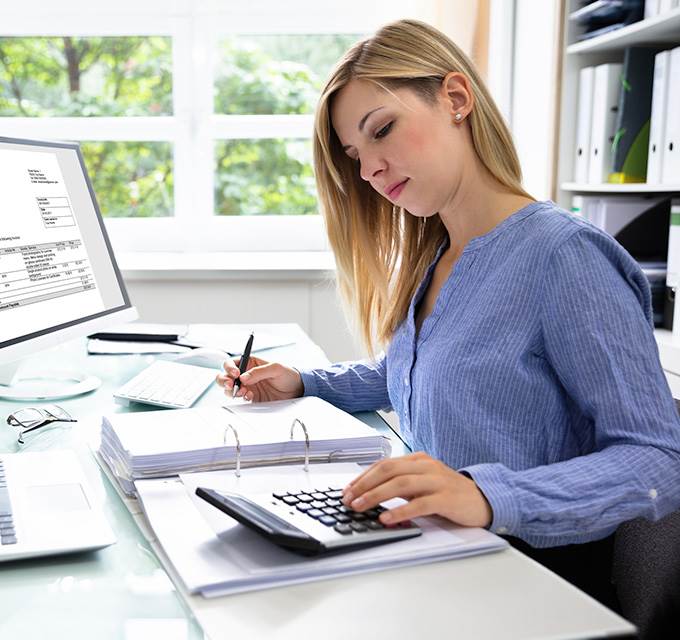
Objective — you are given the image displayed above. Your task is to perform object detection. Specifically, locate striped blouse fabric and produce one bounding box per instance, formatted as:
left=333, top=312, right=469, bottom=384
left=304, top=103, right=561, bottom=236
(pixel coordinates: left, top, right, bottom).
left=299, top=200, right=680, bottom=548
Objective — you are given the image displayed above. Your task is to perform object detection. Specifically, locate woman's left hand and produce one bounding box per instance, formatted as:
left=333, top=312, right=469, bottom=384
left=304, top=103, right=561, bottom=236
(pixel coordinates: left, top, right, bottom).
left=342, top=451, right=493, bottom=528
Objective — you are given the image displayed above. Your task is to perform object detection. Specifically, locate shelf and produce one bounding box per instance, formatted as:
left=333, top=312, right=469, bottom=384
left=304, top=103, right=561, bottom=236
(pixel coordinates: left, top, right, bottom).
left=567, top=7, right=680, bottom=54
left=561, top=182, right=680, bottom=193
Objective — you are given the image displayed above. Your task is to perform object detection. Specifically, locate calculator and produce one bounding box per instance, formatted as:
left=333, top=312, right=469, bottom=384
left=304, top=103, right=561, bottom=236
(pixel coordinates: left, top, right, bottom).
left=195, top=485, right=422, bottom=556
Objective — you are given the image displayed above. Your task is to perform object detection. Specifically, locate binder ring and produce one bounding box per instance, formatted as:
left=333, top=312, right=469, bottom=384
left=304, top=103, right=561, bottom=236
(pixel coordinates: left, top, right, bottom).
left=223, top=423, right=241, bottom=477
left=290, top=417, right=310, bottom=472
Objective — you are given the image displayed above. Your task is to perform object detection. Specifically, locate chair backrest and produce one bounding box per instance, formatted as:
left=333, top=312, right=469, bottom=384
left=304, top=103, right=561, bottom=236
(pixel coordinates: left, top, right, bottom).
left=612, top=509, right=680, bottom=639
left=612, top=398, right=680, bottom=638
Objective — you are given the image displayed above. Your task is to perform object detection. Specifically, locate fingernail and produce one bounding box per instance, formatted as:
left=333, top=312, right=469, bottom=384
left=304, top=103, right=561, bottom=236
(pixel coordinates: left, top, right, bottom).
left=240, top=372, right=250, bottom=382
left=380, top=511, right=392, bottom=523
left=351, top=496, right=365, bottom=509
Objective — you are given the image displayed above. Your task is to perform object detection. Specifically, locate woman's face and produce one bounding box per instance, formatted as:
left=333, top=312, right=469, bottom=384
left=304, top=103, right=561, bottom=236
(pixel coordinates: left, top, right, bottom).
left=330, top=78, right=470, bottom=218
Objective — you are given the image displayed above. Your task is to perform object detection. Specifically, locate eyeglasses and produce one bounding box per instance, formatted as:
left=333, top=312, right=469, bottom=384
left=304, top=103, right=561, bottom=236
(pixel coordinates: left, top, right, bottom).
left=6, top=405, right=77, bottom=445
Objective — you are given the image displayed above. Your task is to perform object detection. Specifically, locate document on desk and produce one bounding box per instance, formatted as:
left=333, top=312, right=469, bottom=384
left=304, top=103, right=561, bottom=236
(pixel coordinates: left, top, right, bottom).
left=179, top=325, right=295, bottom=354
left=99, top=396, right=392, bottom=496
left=86, top=325, right=294, bottom=355
left=135, top=463, right=508, bottom=597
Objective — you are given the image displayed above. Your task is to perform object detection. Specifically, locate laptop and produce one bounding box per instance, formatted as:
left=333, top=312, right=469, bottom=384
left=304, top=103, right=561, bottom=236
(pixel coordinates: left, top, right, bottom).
left=0, top=450, right=116, bottom=562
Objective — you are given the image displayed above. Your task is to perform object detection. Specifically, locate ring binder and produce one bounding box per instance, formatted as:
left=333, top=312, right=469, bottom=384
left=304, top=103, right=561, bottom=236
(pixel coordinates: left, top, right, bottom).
left=99, top=396, right=392, bottom=495
left=290, top=418, right=310, bottom=472
left=223, top=424, right=241, bottom=477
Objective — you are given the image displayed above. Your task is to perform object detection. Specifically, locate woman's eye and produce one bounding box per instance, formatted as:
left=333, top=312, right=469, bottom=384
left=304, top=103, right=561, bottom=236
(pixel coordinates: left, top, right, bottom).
left=375, top=122, right=393, bottom=139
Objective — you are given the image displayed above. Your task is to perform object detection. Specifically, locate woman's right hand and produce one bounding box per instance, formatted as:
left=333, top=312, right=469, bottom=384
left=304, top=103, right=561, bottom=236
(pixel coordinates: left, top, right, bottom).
left=216, top=356, right=304, bottom=402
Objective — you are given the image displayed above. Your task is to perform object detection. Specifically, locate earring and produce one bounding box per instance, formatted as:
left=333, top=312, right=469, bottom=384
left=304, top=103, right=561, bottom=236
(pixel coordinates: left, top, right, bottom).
left=454, top=113, right=463, bottom=123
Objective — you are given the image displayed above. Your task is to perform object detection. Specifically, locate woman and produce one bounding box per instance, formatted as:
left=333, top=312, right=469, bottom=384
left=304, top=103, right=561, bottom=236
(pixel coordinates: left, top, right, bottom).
left=216, top=19, right=680, bottom=607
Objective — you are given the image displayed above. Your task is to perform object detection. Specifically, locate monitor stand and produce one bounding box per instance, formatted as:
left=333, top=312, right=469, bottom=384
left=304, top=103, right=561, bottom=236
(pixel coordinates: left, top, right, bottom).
left=0, top=361, right=101, bottom=401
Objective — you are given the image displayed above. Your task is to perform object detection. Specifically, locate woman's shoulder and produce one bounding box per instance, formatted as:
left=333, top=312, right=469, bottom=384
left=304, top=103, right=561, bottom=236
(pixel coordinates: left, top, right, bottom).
left=522, top=200, right=629, bottom=257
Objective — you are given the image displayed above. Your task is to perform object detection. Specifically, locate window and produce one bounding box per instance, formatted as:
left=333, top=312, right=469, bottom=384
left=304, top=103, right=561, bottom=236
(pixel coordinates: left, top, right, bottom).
left=1, top=0, right=502, bottom=254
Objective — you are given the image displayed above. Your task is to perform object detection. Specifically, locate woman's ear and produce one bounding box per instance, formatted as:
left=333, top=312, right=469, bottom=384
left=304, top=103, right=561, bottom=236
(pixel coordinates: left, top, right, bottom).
left=440, top=72, right=474, bottom=122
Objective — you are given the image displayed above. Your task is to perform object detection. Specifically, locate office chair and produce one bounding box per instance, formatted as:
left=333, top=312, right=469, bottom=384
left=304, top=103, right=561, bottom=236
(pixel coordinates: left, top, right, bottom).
left=613, top=396, right=680, bottom=639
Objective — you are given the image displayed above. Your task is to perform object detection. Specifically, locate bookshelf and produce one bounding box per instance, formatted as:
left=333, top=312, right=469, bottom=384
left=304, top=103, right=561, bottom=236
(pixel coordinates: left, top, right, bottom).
left=554, top=1, right=680, bottom=375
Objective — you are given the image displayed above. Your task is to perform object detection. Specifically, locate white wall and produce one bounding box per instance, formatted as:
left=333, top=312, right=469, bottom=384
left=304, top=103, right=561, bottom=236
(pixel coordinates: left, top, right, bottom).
left=511, top=0, right=562, bottom=200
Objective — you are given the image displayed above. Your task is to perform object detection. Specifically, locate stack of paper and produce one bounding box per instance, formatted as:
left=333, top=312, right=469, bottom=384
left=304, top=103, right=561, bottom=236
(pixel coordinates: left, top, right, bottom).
left=135, top=463, right=508, bottom=597
left=99, top=397, right=391, bottom=496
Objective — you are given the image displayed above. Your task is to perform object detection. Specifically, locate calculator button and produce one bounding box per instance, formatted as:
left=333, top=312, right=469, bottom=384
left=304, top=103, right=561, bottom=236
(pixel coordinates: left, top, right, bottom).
left=311, top=492, right=327, bottom=500
left=282, top=495, right=300, bottom=505
left=365, top=520, right=384, bottom=530
left=272, top=491, right=288, bottom=499
left=297, top=494, right=314, bottom=503
left=319, top=516, right=337, bottom=526
left=325, top=490, right=343, bottom=499
left=334, top=514, right=351, bottom=524
left=326, top=499, right=342, bottom=507
left=350, top=522, right=367, bottom=532
left=337, top=505, right=351, bottom=514
left=311, top=500, right=326, bottom=509
left=322, top=507, right=338, bottom=515
left=364, top=509, right=380, bottom=518
left=349, top=512, right=366, bottom=521
left=334, top=523, right=353, bottom=535
left=307, top=509, right=324, bottom=518
left=296, top=503, right=313, bottom=513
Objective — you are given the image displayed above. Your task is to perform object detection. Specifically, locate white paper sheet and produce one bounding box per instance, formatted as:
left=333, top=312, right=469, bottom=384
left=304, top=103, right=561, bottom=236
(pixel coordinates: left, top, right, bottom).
left=134, top=463, right=507, bottom=597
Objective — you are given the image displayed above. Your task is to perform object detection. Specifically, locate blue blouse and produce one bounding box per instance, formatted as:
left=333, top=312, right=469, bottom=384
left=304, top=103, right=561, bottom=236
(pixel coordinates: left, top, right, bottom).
left=299, top=200, right=680, bottom=547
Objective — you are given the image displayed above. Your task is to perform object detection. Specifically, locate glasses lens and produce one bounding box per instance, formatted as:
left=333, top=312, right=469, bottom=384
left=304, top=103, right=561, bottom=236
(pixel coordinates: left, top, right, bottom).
left=43, top=405, right=73, bottom=421
left=8, top=408, right=45, bottom=427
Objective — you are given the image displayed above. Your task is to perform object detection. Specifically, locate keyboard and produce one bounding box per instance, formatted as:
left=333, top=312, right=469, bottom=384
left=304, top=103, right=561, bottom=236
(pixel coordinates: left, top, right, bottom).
left=114, top=360, right=216, bottom=409
left=0, top=459, right=17, bottom=546
left=196, top=485, right=421, bottom=556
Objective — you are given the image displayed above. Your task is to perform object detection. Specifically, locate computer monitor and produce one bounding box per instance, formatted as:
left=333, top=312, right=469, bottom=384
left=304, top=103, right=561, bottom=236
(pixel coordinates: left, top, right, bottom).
left=0, top=136, right=137, bottom=400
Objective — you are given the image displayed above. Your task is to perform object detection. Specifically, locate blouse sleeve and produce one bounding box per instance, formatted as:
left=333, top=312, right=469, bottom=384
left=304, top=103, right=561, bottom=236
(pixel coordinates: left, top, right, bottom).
left=461, top=227, right=680, bottom=546
left=297, top=353, right=392, bottom=413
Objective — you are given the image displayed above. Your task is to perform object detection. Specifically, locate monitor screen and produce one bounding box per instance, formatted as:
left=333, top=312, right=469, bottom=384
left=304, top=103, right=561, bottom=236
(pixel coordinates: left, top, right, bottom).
left=0, top=137, right=133, bottom=356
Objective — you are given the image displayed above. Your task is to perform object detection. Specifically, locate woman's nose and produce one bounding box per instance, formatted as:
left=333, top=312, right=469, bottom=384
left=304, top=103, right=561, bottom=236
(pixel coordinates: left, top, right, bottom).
left=359, top=155, right=385, bottom=182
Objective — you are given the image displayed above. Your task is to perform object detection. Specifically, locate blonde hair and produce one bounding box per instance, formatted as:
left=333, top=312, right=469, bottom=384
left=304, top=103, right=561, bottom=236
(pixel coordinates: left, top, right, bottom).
left=313, top=19, right=532, bottom=357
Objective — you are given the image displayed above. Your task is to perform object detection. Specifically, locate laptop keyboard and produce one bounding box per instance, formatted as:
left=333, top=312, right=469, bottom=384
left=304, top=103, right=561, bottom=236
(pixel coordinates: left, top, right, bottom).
left=0, top=459, right=17, bottom=545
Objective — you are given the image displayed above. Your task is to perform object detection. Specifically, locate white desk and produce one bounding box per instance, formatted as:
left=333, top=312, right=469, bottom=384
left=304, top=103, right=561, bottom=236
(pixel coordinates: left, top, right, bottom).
left=0, top=324, right=636, bottom=639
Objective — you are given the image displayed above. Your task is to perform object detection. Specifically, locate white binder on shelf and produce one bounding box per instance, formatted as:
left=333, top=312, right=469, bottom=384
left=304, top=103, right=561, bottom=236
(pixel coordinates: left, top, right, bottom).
left=658, top=0, right=679, bottom=13
left=574, top=66, right=595, bottom=184
left=661, top=47, right=680, bottom=185
left=588, top=63, right=622, bottom=184
left=647, top=50, right=671, bottom=185
left=667, top=200, right=680, bottom=290
left=645, top=0, right=660, bottom=19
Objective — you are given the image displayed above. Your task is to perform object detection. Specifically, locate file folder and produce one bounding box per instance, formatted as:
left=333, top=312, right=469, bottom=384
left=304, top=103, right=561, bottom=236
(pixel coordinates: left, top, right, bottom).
left=609, top=47, right=657, bottom=184
left=647, top=50, right=671, bottom=185
left=589, top=63, right=622, bottom=184
left=661, top=47, right=680, bottom=185
left=574, top=66, right=595, bottom=184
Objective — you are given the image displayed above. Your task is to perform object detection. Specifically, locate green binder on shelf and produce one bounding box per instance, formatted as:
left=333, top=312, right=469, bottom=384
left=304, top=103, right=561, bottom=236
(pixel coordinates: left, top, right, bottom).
left=609, top=47, right=658, bottom=184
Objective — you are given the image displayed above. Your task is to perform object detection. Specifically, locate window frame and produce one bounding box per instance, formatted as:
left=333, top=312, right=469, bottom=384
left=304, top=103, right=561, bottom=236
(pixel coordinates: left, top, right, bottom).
left=1, top=0, right=513, bottom=254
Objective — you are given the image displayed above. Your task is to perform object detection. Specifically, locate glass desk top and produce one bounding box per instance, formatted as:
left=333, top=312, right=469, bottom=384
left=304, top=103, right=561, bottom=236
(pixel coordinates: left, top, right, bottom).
left=0, top=324, right=400, bottom=640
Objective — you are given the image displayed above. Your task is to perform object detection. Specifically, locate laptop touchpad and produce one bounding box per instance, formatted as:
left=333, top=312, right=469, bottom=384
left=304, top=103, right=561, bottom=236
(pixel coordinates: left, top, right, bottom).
left=26, top=483, right=91, bottom=512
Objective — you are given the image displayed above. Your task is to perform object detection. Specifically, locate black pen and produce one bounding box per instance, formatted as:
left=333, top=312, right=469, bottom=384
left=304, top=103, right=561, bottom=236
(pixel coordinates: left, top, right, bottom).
left=233, top=331, right=254, bottom=398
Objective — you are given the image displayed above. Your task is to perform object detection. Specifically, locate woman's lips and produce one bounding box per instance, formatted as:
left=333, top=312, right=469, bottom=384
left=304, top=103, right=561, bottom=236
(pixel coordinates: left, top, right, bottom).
left=387, top=179, right=409, bottom=199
